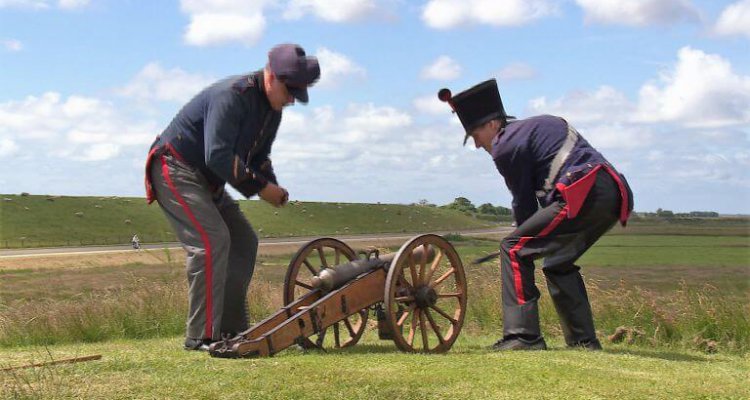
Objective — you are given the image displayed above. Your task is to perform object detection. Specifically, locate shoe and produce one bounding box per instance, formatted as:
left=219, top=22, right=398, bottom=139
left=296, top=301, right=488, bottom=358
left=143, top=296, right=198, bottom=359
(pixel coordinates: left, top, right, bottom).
left=491, top=336, right=547, bottom=351
left=184, top=338, right=212, bottom=351
left=568, top=338, right=602, bottom=351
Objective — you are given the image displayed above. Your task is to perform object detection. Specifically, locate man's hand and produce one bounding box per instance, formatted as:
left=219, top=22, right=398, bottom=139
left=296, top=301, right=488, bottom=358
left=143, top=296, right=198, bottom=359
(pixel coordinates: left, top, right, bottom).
left=259, top=183, right=288, bottom=207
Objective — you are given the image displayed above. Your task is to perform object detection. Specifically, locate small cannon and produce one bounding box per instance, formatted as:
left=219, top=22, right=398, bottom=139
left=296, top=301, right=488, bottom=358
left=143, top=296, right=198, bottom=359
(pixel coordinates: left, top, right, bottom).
left=209, top=234, right=468, bottom=358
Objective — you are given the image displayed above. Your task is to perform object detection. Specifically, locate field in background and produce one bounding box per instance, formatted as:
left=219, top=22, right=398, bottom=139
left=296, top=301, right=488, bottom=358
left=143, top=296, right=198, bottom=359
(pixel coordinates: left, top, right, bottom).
left=0, top=195, right=494, bottom=248
left=1, top=205, right=748, bottom=398
left=1, top=230, right=747, bottom=352
left=3, top=194, right=748, bottom=249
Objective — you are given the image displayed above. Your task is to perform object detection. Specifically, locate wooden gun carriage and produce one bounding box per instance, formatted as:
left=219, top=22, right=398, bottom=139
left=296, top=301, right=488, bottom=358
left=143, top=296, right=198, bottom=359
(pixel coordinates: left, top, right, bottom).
left=209, top=234, right=468, bottom=358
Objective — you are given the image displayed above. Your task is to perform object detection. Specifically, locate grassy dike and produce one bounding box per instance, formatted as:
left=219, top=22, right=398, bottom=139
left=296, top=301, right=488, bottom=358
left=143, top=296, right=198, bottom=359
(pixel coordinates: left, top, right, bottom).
left=0, top=194, right=494, bottom=248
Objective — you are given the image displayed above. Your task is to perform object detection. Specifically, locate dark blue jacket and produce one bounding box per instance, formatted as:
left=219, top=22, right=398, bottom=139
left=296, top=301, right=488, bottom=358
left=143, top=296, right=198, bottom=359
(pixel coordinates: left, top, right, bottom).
left=151, top=71, right=281, bottom=197
left=491, top=115, right=631, bottom=226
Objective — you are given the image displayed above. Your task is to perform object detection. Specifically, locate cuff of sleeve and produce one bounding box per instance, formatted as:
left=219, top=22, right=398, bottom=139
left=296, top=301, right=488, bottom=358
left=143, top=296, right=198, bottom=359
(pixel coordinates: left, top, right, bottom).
left=233, top=176, right=270, bottom=198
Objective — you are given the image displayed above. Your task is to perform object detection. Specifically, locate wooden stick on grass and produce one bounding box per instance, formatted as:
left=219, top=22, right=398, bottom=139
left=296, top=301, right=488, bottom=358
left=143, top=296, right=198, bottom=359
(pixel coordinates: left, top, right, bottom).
left=1, top=354, right=102, bottom=372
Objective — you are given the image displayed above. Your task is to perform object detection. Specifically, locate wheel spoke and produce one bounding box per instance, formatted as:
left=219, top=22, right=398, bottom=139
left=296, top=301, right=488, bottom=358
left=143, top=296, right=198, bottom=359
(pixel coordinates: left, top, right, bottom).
left=394, top=295, right=414, bottom=303
left=317, top=246, right=328, bottom=268
left=295, top=280, right=313, bottom=290
left=436, top=292, right=462, bottom=298
left=397, top=272, right=414, bottom=290
left=303, top=259, right=317, bottom=275
left=343, top=317, right=356, bottom=336
left=333, top=323, right=341, bottom=348
left=316, top=328, right=327, bottom=348
left=430, top=268, right=455, bottom=288
left=424, top=250, right=443, bottom=284
left=334, top=249, right=341, bottom=266
left=430, top=304, right=457, bottom=325
left=419, top=309, right=429, bottom=351
left=407, top=311, right=417, bottom=346
left=425, top=309, right=445, bottom=345
left=407, top=257, right=419, bottom=286
left=418, top=245, right=428, bottom=283
left=397, top=304, right=415, bottom=327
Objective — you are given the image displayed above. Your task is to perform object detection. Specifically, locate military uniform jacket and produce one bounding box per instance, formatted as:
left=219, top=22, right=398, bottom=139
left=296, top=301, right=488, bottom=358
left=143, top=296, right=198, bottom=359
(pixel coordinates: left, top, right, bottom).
left=491, top=115, right=633, bottom=226
left=146, top=71, right=281, bottom=202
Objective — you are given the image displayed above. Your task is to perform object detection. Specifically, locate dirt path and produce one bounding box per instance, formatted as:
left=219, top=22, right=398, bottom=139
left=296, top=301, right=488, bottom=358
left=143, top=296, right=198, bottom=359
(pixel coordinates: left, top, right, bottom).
left=0, top=230, right=508, bottom=271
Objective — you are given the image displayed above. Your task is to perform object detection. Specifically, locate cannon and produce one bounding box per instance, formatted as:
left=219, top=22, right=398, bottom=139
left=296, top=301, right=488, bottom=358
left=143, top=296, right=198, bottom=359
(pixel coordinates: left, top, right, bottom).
left=209, top=234, right=468, bottom=358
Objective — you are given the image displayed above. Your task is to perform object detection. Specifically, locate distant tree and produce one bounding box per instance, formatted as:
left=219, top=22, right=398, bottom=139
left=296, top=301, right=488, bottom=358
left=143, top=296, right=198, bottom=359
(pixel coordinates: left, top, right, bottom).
left=478, top=203, right=497, bottom=215
left=495, top=205, right=512, bottom=215
left=417, top=199, right=436, bottom=207
left=656, top=208, right=674, bottom=218
left=689, top=211, right=719, bottom=218
left=443, top=197, right=476, bottom=213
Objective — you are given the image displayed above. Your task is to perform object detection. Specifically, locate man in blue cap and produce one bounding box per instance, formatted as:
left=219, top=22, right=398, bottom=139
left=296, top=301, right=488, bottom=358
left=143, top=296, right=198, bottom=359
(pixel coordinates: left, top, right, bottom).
left=439, top=79, right=633, bottom=351
left=145, top=43, right=320, bottom=351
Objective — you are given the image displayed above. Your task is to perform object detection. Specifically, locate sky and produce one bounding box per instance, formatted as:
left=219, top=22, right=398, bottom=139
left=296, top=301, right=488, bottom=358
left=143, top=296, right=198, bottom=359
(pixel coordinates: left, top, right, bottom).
left=0, top=0, right=748, bottom=214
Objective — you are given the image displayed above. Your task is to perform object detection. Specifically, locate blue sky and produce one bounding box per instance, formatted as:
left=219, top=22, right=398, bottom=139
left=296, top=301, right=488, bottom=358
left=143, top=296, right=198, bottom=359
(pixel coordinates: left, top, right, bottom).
left=1, top=0, right=748, bottom=214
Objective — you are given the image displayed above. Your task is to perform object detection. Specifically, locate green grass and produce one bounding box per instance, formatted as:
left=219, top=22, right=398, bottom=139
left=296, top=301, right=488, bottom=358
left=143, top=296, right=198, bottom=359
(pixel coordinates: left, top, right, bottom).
left=1, top=221, right=748, bottom=398
left=1, top=336, right=747, bottom=399
left=0, top=194, right=494, bottom=248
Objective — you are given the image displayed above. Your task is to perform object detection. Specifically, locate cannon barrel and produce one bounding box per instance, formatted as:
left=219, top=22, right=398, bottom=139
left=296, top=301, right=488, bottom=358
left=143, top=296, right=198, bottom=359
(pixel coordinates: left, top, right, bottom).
left=311, top=245, right=435, bottom=292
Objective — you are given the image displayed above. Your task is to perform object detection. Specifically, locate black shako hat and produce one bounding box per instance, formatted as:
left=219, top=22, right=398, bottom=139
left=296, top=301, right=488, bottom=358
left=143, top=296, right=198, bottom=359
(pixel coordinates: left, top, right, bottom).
left=438, top=79, right=508, bottom=145
left=268, top=43, right=320, bottom=104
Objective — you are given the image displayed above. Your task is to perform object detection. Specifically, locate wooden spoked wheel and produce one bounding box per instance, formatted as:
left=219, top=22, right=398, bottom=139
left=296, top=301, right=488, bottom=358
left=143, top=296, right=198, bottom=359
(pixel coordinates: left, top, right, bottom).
left=283, top=238, right=368, bottom=349
left=384, top=234, right=467, bottom=353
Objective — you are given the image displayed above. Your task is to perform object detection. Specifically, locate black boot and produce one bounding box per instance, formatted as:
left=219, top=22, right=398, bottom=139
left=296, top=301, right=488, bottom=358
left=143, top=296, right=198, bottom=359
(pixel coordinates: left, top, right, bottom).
left=184, top=338, right=213, bottom=351
left=491, top=336, right=547, bottom=351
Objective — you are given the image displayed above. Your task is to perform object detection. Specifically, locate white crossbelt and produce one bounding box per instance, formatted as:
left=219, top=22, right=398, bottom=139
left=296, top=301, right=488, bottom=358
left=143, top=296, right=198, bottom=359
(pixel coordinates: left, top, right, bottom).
left=536, top=123, right=580, bottom=198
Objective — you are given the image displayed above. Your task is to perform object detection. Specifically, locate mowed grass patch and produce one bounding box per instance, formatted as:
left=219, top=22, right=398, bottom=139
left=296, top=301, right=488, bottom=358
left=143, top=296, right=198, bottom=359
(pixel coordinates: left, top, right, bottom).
left=0, top=195, right=493, bottom=248
left=1, top=336, right=748, bottom=400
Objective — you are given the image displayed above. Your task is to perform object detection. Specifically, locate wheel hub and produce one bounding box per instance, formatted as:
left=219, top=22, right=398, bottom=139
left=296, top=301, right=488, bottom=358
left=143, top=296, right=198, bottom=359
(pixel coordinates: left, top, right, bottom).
left=413, top=285, right=438, bottom=308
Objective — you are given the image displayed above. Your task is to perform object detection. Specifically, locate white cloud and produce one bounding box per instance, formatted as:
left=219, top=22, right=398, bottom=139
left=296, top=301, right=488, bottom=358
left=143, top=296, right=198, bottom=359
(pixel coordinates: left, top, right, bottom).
left=272, top=102, right=485, bottom=203
left=116, top=62, right=214, bottom=103
left=635, top=46, right=750, bottom=128
left=341, top=103, right=412, bottom=141
left=575, top=0, right=699, bottom=26
left=57, top=0, right=88, bottom=9
left=496, top=62, right=537, bottom=81
left=422, top=0, right=558, bottom=29
left=575, top=123, right=654, bottom=150
left=0, top=0, right=49, bottom=8
left=315, top=47, right=366, bottom=89
left=421, top=56, right=462, bottom=80
left=528, top=47, right=750, bottom=129
left=2, top=39, right=23, bottom=52
left=283, top=0, right=378, bottom=22
left=413, top=94, right=448, bottom=115
left=714, top=0, right=750, bottom=38
left=0, top=92, right=157, bottom=161
left=180, top=0, right=272, bottom=46
left=528, top=85, right=634, bottom=124
left=0, top=0, right=87, bottom=9
left=0, top=137, right=19, bottom=157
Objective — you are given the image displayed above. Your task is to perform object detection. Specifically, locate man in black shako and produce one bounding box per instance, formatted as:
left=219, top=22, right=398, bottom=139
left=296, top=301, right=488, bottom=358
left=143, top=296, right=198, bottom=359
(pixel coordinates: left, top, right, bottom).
left=439, top=79, right=633, bottom=350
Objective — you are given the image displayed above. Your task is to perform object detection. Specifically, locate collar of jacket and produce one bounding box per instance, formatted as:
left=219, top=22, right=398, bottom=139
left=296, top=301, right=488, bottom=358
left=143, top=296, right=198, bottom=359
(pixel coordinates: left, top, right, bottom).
left=234, top=70, right=273, bottom=109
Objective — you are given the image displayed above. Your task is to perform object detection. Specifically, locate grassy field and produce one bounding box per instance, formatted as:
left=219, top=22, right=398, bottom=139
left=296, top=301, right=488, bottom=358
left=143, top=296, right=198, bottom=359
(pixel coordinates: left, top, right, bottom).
left=1, top=218, right=748, bottom=398
left=0, top=194, right=494, bottom=248
left=2, top=336, right=747, bottom=399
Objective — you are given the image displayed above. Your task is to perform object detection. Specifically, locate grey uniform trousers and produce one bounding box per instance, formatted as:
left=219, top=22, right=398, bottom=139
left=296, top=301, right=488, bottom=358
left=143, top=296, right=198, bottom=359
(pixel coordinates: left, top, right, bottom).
left=149, top=153, right=258, bottom=340
left=500, top=170, right=620, bottom=345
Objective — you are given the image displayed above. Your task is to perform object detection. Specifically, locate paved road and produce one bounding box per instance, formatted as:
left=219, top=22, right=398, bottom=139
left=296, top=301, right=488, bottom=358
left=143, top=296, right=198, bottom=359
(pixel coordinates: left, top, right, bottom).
left=0, top=228, right=512, bottom=259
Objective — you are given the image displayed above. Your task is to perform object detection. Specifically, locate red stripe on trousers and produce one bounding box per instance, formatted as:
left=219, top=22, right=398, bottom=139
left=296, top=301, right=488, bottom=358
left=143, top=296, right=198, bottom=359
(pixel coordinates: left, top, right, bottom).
left=160, top=155, right=214, bottom=339
left=508, top=207, right=569, bottom=305
left=603, top=165, right=631, bottom=225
